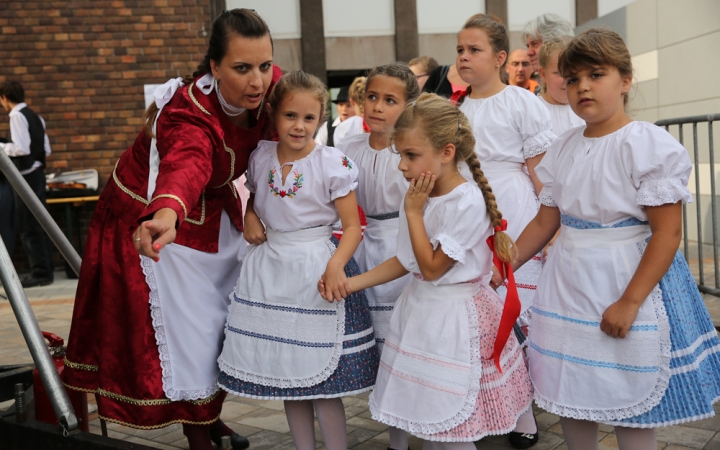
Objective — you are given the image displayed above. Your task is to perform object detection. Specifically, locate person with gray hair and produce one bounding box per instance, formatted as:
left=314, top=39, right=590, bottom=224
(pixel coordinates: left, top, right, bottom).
left=522, top=13, right=574, bottom=72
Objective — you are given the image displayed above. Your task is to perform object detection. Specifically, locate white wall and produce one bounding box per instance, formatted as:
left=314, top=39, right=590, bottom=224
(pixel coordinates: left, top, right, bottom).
left=323, top=0, right=395, bottom=37
left=598, top=0, right=636, bottom=16
left=417, top=0, right=484, bottom=34
left=226, top=0, right=302, bottom=39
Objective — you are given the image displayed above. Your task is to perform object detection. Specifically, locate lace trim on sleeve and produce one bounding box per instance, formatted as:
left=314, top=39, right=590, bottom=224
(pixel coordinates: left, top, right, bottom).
left=523, top=129, right=556, bottom=159
left=430, top=233, right=466, bottom=264
left=636, top=178, right=693, bottom=206
left=538, top=185, right=557, bottom=208
left=330, top=181, right=358, bottom=201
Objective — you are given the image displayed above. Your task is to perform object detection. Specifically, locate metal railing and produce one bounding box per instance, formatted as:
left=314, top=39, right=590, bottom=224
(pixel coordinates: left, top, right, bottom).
left=656, top=113, right=720, bottom=297
left=0, top=150, right=80, bottom=434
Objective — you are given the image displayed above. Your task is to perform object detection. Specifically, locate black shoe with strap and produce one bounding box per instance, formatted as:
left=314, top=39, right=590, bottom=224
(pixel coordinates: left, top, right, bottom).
left=21, top=276, right=53, bottom=288
left=209, top=420, right=249, bottom=450
left=508, top=430, right=539, bottom=448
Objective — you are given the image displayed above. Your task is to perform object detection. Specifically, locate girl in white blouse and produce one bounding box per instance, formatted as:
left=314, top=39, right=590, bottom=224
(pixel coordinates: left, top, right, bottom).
left=455, top=14, right=553, bottom=446
left=514, top=29, right=720, bottom=450
left=337, top=62, right=419, bottom=450
left=217, top=71, right=379, bottom=450
left=324, top=93, right=534, bottom=449
left=537, top=37, right=585, bottom=137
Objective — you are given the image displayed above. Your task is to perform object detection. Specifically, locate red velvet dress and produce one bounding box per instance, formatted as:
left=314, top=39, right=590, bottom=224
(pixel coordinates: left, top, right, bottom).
left=63, top=67, right=282, bottom=429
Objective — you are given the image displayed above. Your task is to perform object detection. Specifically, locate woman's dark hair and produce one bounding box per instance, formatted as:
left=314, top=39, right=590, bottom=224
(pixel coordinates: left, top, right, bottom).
left=144, top=9, right=272, bottom=136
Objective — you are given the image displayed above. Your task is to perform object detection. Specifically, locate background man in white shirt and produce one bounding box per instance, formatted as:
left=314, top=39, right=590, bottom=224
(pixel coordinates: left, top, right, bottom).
left=0, top=81, right=54, bottom=287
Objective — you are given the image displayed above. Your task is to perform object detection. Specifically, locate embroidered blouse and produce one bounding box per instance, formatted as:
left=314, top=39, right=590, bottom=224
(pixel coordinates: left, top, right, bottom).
left=396, top=182, right=493, bottom=286
left=459, top=85, right=556, bottom=162
left=537, top=121, right=693, bottom=225
left=246, top=141, right=359, bottom=232
left=337, top=133, right=408, bottom=216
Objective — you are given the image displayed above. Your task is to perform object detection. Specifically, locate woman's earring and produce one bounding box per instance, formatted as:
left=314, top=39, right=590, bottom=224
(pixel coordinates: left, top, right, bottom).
left=442, top=162, right=447, bottom=166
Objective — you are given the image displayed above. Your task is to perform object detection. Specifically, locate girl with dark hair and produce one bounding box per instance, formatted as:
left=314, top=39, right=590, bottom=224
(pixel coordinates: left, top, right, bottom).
left=62, top=9, right=281, bottom=450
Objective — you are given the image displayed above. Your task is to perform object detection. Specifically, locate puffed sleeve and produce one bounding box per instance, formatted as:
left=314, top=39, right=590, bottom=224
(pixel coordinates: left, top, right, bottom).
left=322, top=146, right=359, bottom=201
left=534, top=140, right=559, bottom=208
left=630, top=123, right=693, bottom=206
left=140, top=107, right=214, bottom=223
left=429, top=188, right=490, bottom=265
left=510, top=88, right=557, bottom=159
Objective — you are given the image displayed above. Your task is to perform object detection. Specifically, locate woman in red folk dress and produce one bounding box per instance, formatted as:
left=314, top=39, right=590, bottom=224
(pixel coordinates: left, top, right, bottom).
left=62, top=9, right=281, bottom=450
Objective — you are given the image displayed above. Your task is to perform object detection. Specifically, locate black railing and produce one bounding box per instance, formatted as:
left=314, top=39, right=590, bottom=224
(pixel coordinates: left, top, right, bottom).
left=657, top=113, right=720, bottom=297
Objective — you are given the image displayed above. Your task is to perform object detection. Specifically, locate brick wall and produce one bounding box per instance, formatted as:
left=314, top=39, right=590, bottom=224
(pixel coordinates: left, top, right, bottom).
left=0, top=1, right=214, bottom=274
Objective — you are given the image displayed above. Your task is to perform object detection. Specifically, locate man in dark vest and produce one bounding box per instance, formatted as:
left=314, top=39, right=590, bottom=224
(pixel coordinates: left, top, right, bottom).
left=314, top=85, right=354, bottom=146
left=0, top=81, right=54, bottom=287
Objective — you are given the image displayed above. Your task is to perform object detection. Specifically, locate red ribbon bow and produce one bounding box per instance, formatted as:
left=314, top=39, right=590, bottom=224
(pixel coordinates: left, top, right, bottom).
left=485, top=218, right=521, bottom=373
left=449, top=89, right=468, bottom=107
left=362, top=119, right=371, bottom=133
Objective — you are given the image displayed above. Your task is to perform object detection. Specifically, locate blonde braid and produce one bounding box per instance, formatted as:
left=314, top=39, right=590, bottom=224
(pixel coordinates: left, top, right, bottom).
left=465, top=152, right=516, bottom=263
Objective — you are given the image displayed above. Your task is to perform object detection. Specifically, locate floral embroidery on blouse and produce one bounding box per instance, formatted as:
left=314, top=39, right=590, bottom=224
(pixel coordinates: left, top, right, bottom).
left=268, top=168, right=303, bottom=198
left=342, top=156, right=353, bottom=169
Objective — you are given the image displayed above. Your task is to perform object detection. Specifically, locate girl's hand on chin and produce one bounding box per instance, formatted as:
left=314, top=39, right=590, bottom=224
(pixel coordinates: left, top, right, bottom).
left=404, top=172, right=436, bottom=216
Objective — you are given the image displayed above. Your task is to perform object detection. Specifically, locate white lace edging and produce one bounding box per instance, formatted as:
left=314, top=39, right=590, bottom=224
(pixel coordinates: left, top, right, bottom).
left=636, top=178, right=693, bottom=206
left=141, top=255, right=220, bottom=402
left=368, top=294, right=482, bottom=436
left=216, top=383, right=373, bottom=401
left=602, top=398, right=719, bottom=428
left=431, top=233, right=466, bottom=264
left=538, top=185, right=557, bottom=207
left=415, top=400, right=533, bottom=442
left=533, top=272, right=672, bottom=423
left=523, top=130, right=556, bottom=159
left=330, top=181, right=358, bottom=201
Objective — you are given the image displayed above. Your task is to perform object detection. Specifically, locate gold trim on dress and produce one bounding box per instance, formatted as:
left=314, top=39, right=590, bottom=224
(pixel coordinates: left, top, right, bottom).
left=98, top=414, right=220, bottom=430
left=112, top=162, right=206, bottom=226
left=188, top=82, right=212, bottom=116
left=229, top=182, right=239, bottom=199
left=213, top=140, right=236, bottom=189
left=64, top=380, right=221, bottom=407
left=64, top=357, right=99, bottom=372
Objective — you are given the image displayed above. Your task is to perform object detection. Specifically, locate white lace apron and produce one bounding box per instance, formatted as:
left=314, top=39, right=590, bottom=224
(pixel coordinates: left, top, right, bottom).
left=218, top=226, right=347, bottom=388
left=355, top=215, right=413, bottom=351
left=529, top=224, right=672, bottom=420
left=370, top=277, right=483, bottom=435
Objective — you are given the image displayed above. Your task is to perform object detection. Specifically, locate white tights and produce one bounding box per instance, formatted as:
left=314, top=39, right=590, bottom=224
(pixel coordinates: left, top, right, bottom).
left=559, top=417, right=656, bottom=450
left=389, top=426, right=408, bottom=450
left=284, top=399, right=348, bottom=450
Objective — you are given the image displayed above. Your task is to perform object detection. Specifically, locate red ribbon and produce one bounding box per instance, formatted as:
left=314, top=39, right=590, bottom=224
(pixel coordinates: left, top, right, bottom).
left=362, top=119, right=371, bottom=133
left=449, top=89, right=468, bottom=107
left=485, top=218, right=521, bottom=373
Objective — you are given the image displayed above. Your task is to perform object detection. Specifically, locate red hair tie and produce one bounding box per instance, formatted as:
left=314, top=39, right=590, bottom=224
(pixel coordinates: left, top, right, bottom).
left=485, top=218, right=520, bottom=373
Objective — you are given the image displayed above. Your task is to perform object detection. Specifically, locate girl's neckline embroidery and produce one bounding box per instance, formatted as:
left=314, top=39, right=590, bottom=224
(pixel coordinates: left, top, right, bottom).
left=268, top=168, right=303, bottom=198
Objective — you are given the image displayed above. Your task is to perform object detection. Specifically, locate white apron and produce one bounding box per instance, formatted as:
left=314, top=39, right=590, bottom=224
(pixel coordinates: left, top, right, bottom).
left=370, top=277, right=483, bottom=435
left=218, top=226, right=347, bottom=388
left=355, top=215, right=413, bottom=351
left=142, top=211, right=246, bottom=401
left=529, top=224, right=672, bottom=420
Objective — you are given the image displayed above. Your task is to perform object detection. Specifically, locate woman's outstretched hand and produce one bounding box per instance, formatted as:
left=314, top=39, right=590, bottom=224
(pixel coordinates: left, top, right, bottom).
left=404, top=172, right=435, bottom=216
left=133, top=208, right=178, bottom=261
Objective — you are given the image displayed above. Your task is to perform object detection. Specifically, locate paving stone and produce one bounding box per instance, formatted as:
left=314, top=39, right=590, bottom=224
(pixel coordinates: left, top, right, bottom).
left=703, top=431, right=720, bottom=450
left=536, top=411, right=561, bottom=431
left=219, top=400, right=260, bottom=422
left=656, top=425, right=714, bottom=448
left=224, top=421, right=264, bottom=438
left=231, top=429, right=294, bottom=449
left=235, top=407, right=291, bottom=434
left=347, top=415, right=390, bottom=432
left=346, top=426, right=383, bottom=447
